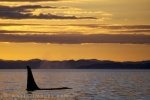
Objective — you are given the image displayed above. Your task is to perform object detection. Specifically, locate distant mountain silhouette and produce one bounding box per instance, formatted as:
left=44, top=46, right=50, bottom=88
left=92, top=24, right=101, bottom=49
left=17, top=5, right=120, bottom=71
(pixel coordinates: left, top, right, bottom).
left=0, top=59, right=149, bottom=69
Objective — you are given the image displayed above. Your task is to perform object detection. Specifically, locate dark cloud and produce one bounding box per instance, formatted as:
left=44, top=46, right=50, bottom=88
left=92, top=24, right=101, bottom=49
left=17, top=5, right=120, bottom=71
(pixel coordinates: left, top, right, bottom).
left=0, top=23, right=39, bottom=26
left=0, top=5, right=56, bottom=13
left=1, top=23, right=150, bottom=29
left=114, top=30, right=150, bottom=33
left=0, top=5, right=96, bottom=19
left=0, top=30, right=49, bottom=33
left=0, top=33, right=149, bottom=44
left=99, top=25, right=150, bottom=30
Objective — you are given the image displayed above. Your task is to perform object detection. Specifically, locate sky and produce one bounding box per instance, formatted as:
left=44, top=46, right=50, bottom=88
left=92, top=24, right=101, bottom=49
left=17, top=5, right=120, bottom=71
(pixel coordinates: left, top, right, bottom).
left=0, top=0, right=150, bottom=61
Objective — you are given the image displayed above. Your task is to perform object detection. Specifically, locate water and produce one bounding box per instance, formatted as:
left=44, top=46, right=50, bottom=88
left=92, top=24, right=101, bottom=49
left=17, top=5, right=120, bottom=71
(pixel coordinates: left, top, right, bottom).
left=0, top=69, right=150, bottom=100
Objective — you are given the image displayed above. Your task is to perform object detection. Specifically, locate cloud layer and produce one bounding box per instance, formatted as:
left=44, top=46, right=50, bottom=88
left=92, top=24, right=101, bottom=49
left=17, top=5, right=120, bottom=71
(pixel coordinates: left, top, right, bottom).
left=0, top=33, right=149, bottom=44
left=0, top=5, right=96, bottom=19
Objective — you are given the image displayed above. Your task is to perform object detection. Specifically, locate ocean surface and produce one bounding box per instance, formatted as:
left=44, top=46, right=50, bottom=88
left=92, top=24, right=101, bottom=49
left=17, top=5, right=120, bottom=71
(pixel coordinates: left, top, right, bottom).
left=0, top=69, right=150, bottom=100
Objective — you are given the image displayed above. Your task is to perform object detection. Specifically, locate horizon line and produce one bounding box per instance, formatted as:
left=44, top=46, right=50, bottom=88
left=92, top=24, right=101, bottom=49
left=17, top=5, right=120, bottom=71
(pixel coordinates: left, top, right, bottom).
left=0, top=58, right=150, bottom=62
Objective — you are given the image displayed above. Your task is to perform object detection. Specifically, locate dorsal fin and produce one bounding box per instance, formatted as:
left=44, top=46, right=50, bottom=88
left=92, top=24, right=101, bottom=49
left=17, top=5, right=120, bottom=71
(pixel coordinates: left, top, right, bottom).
left=26, top=66, right=39, bottom=91
left=26, top=66, right=72, bottom=91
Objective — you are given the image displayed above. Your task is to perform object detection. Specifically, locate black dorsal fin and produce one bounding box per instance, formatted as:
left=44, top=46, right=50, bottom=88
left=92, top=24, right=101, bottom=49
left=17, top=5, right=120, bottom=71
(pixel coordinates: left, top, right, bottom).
left=26, top=66, right=72, bottom=91
left=26, top=66, right=39, bottom=91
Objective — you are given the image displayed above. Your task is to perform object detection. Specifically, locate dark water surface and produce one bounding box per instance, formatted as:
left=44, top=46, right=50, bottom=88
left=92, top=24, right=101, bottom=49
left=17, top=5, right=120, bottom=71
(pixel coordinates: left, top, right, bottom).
left=0, top=69, right=150, bottom=100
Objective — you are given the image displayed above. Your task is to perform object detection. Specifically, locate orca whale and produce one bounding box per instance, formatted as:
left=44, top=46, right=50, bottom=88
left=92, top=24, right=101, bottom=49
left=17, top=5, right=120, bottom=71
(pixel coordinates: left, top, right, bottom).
left=26, top=66, right=72, bottom=91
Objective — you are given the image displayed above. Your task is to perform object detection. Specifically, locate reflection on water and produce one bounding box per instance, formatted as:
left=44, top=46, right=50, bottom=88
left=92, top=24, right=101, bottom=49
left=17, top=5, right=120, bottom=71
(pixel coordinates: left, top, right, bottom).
left=0, top=69, right=150, bottom=100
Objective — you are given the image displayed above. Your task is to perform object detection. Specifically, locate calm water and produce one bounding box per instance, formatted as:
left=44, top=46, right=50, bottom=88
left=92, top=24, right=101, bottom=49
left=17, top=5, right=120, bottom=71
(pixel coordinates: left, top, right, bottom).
left=0, top=69, right=150, bottom=100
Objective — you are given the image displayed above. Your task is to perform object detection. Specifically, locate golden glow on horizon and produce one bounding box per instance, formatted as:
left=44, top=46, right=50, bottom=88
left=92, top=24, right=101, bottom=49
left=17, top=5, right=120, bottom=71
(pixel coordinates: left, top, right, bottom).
left=0, top=43, right=150, bottom=61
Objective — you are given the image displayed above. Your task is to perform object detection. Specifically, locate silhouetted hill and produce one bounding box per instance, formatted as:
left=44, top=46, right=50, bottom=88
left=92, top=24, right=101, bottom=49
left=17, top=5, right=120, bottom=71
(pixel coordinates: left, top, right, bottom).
left=0, top=59, right=149, bottom=69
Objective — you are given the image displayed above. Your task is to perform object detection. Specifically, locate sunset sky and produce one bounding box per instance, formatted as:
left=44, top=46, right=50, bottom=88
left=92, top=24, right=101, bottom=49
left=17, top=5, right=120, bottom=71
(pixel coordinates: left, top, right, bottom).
left=0, top=0, right=150, bottom=61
